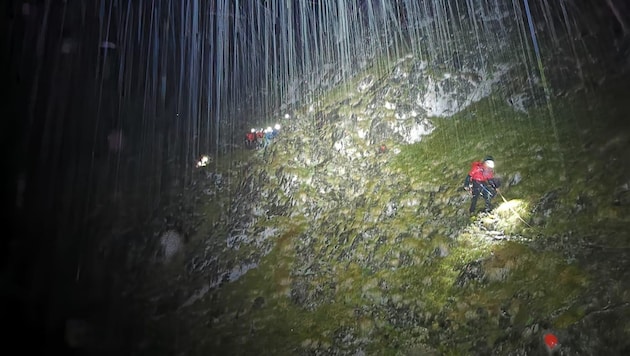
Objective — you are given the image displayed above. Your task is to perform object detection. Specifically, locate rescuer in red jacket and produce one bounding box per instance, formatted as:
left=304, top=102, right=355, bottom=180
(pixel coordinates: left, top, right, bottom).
left=463, top=156, right=501, bottom=214
left=245, top=129, right=256, bottom=149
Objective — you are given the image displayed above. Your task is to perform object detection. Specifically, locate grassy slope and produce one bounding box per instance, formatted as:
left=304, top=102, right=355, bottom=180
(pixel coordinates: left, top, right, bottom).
left=138, top=65, right=630, bottom=355
left=387, top=74, right=630, bottom=353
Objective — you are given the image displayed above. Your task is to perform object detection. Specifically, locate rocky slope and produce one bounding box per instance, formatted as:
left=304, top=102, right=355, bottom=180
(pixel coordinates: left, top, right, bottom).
left=95, top=29, right=630, bottom=355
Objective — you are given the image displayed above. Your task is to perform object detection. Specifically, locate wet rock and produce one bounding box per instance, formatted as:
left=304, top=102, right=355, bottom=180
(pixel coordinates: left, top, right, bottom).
left=573, top=194, right=592, bottom=213
left=613, top=184, right=630, bottom=206
left=251, top=296, right=265, bottom=310
left=158, top=230, right=183, bottom=263
left=531, top=189, right=561, bottom=225
left=508, top=172, right=522, bottom=187
left=455, top=259, right=485, bottom=287
left=383, top=201, right=398, bottom=218
left=507, top=92, right=530, bottom=113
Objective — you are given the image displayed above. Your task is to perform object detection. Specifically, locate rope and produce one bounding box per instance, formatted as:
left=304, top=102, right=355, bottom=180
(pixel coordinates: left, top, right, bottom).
left=494, top=190, right=536, bottom=230
left=473, top=184, right=532, bottom=229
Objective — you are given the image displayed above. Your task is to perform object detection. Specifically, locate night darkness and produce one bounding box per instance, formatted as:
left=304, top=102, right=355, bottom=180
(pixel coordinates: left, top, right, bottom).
left=2, top=0, right=630, bottom=354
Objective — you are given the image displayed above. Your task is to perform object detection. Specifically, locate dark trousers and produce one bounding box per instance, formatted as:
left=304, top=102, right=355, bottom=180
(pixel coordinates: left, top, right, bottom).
left=470, top=181, right=493, bottom=213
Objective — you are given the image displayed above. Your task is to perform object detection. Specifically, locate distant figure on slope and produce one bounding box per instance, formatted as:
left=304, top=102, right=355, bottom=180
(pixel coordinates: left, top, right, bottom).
left=463, top=155, right=501, bottom=214
left=263, top=126, right=274, bottom=148
left=245, top=129, right=256, bottom=149
left=272, top=123, right=281, bottom=139
left=256, top=128, right=264, bottom=149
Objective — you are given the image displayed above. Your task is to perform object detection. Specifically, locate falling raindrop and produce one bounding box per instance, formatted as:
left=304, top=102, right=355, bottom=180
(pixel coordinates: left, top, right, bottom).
left=5, top=0, right=628, bottom=353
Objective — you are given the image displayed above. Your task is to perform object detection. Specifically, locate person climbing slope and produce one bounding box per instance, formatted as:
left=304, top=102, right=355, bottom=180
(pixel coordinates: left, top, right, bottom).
left=463, top=155, right=501, bottom=214
left=255, top=128, right=264, bottom=149
left=245, top=129, right=256, bottom=149
left=263, top=126, right=274, bottom=148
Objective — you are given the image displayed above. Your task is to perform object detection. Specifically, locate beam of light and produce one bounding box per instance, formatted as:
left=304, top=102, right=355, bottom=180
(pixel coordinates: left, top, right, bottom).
left=494, top=198, right=531, bottom=232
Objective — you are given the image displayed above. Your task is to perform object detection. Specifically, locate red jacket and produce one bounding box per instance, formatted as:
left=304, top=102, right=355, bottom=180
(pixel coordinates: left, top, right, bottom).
left=468, top=161, right=494, bottom=182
